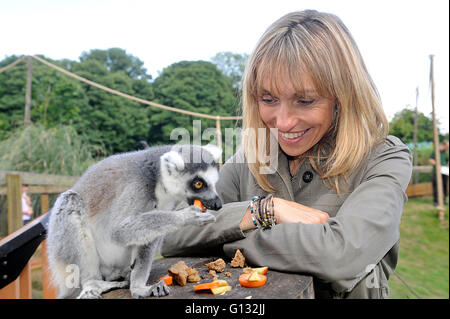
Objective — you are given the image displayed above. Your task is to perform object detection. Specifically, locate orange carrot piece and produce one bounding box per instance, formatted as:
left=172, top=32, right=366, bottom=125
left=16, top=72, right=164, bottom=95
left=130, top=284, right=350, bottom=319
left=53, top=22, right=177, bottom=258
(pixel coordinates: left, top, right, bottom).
left=158, top=275, right=173, bottom=286
left=239, top=272, right=267, bottom=288
left=193, top=281, right=220, bottom=291
left=193, top=199, right=206, bottom=212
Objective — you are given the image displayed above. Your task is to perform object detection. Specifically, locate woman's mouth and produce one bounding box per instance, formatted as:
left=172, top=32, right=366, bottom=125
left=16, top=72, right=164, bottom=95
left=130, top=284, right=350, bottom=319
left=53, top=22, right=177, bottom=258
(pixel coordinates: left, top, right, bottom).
left=279, top=128, right=311, bottom=143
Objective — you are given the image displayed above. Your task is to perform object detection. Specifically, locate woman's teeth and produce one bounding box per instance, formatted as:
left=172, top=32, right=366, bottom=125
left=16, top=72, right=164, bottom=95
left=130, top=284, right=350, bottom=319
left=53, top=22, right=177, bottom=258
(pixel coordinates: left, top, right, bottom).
left=280, top=129, right=309, bottom=139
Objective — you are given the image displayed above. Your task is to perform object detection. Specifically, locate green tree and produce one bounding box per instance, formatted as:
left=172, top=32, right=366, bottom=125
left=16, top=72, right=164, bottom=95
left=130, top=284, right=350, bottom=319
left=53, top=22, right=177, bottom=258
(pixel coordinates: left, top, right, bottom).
left=151, top=60, right=239, bottom=146
left=211, top=51, right=248, bottom=90
left=79, top=47, right=151, bottom=80
left=0, top=49, right=155, bottom=154
left=389, top=108, right=435, bottom=144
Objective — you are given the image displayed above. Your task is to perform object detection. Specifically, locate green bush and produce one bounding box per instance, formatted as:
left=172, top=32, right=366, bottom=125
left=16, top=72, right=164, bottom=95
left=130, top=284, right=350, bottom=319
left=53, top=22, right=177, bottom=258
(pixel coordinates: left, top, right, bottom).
left=0, top=123, right=105, bottom=176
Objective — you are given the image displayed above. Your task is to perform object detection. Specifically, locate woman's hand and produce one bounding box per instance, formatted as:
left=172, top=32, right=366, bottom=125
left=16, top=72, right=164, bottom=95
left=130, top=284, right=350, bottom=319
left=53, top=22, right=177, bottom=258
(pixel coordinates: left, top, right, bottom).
left=273, top=197, right=329, bottom=224
left=240, top=197, right=329, bottom=231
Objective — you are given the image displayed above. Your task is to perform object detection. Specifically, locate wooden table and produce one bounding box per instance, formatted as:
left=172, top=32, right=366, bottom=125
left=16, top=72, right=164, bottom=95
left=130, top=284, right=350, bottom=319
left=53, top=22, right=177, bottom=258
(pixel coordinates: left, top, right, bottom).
left=103, top=256, right=314, bottom=299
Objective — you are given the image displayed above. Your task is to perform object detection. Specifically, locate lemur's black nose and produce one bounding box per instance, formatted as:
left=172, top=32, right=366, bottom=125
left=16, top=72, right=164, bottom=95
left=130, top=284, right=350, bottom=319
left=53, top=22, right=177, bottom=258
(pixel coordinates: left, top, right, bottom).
left=204, top=197, right=222, bottom=211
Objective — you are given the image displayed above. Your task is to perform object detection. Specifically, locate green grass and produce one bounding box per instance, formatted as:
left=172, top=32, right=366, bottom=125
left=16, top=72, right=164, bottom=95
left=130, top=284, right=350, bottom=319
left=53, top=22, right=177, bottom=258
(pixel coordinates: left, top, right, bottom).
left=388, top=196, right=449, bottom=299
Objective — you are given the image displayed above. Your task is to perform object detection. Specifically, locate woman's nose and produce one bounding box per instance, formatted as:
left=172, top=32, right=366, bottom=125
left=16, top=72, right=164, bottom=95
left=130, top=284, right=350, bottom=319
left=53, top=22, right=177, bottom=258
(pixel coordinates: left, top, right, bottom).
left=276, top=103, right=298, bottom=132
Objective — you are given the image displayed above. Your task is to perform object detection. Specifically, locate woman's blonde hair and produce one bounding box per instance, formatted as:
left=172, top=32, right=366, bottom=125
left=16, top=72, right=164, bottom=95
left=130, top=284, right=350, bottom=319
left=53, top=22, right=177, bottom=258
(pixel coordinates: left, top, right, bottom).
left=241, top=10, right=389, bottom=193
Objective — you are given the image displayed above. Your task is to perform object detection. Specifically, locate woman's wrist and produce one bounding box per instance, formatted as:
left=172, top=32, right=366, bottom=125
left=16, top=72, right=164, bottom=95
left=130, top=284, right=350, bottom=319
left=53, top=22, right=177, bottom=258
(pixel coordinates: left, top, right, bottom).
left=240, top=206, right=256, bottom=231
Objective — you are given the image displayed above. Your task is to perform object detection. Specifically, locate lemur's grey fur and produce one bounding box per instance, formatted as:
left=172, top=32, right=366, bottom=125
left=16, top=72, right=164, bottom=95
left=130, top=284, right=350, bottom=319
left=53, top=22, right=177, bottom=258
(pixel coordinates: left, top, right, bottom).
left=46, top=144, right=222, bottom=299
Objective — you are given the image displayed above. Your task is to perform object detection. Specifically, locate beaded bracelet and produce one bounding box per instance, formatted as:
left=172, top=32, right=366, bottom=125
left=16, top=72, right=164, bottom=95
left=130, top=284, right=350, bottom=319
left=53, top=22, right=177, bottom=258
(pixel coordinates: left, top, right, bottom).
left=250, top=194, right=276, bottom=230
left=250, top=196, right=263, bottom=228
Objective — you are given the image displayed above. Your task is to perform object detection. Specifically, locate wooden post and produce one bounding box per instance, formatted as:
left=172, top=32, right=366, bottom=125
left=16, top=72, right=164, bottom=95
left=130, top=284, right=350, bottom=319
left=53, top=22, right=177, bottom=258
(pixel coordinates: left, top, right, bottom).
left=413, top=88, right=419, bottom=184
left=429, top=55, right=445, bottom=220
left=24, top=56, right=32, bottom=126
left=41, top=240, right=58, bottom=299
left=6, top=174, right=22, bottom=234
left=0, top=278, right=20, bottom=299
left=216, top=117, right=223, bottom=168
left=0, top=174, right=26, bottom=298
left=40, top=193, right=58, bottom=298
left=40, top=194, right=49, bottom=214
left=19, top=264, right=32, bottom=299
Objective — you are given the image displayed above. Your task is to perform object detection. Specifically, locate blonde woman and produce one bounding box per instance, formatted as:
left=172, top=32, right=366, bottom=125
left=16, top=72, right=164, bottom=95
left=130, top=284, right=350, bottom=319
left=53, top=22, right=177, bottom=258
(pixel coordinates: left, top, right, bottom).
left=162, top=10, right=412, bottom=298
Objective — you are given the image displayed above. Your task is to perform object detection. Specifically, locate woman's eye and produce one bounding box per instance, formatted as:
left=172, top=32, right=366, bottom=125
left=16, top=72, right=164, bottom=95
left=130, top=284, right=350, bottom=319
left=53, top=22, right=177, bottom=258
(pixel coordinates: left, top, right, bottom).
left=261, top=96, right=276, bottom=104
left=298, top=99, right=315, bottom=105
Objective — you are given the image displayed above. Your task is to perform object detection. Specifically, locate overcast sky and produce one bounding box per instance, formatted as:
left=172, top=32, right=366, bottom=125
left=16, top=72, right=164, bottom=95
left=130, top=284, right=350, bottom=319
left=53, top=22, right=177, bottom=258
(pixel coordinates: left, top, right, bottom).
left=1, top=0, right=448, bottom=133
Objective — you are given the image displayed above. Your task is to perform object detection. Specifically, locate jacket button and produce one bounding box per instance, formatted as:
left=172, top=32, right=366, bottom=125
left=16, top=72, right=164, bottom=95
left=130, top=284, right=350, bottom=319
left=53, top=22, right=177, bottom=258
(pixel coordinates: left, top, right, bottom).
left=302, top=171, right=313, bottom=183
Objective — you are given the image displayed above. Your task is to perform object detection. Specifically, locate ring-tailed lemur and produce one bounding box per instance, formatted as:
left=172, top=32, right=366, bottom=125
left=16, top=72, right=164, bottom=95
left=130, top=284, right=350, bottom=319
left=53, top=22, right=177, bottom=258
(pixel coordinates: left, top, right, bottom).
left=46, top=144, right=222, bottom=299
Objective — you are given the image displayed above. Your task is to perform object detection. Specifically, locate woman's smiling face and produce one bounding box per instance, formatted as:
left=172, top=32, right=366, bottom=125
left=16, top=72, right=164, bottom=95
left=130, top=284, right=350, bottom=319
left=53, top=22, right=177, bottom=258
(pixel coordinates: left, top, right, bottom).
left=257, top=73, right=335, bottom=157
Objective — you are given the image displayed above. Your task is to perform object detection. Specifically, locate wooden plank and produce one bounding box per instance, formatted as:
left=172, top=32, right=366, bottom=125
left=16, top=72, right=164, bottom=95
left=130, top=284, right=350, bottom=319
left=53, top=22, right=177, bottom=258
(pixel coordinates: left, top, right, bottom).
left=41, top=240, right=58, bottom=299
left=0, top=278, right=20, bottom=299
left=19, top=262, right=31, bottom=299
left=0, top=170, right=78, bottom=187
left=1, top=175, right=23, bottom=299
left=406, top=182, right=433, bottom=197
left=6, top=174, right=22, bottom=236
left=40, top=193, right=58, bottom=298
left=103, top=256, right=314, bottom=299
left=40, top=194, right=49, bottom=214
left=412, top=166, right=433, bottom=173
left=0, top=184, right=71, bottom=195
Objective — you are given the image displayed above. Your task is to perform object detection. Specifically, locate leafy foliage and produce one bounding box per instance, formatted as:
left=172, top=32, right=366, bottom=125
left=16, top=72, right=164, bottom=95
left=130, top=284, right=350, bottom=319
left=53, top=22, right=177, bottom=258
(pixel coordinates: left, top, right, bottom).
left=0, top=124, right=104, bottom=176
left=389, top=108, right=441, bottom=144
left=211, top=51, right=248, bottom=90
left=0, top=49, right=154, bottom=154
left=151, top=60, right=240, bottom=146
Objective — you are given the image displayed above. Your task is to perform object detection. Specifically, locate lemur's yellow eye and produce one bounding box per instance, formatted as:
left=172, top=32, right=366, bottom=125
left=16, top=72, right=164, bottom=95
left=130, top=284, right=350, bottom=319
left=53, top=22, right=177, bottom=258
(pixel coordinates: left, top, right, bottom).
left=194, top=181, right=203, bottom=189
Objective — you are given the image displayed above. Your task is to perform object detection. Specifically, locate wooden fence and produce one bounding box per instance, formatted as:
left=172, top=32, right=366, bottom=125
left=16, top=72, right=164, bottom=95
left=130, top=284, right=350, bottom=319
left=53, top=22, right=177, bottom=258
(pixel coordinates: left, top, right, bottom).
left=0, top=171, right=78, bottom=299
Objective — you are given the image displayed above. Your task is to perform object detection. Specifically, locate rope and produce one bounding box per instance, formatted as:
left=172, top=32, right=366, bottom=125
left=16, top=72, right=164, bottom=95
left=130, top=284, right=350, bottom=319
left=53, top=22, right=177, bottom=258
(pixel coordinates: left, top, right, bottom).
left=31, top=55, right=243, bottom=121
left=0, top=56, right=26, bottom=74
left=392, top=271, right=422, bottom=299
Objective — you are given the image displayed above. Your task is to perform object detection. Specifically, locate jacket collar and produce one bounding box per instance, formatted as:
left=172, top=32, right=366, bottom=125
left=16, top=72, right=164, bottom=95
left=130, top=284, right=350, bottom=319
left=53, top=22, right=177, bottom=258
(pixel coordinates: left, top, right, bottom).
left=269, top=142, right=332, bottom=200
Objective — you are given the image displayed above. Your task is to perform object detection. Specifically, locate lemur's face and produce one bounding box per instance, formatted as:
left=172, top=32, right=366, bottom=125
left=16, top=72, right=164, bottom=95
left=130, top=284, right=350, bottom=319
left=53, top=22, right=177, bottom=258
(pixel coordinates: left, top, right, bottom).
left=184, top=167, right=221, bottom=210
left=160, top=144, right=222, bottom=211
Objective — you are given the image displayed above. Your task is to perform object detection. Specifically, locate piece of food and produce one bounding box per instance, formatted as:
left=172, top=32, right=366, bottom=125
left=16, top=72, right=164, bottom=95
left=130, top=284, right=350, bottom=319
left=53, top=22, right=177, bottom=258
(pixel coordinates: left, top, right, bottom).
left=224, top=272, right=232, bottom=277
left=242, top=266, right=268, bottom=275
left=248, top=271, right=262, bottom=281
left=230, top=249, right=245, bottom=268
left=193, top=281, right=221, bottom=291
left=252, top=266, right=269, bottom=275
left=187, top=267, right=201, bottom=283
left=205, top=258, right=226, bottom=272
left=168, top=261, right=200, bottom=286
left=211, top=285, right=232, bottom=295
left=158, top=275, right=173, bottom=286
left=193, top=199, right=206, bottom=212
left=239, top=271, right=267, bottom=288
left=193, top=279, right=231, bottom=295
left=212, top=279, right=229, bottom=287
left=242, top=267, right=253, bottom=274
left=168, top=261, right=189, bottom=286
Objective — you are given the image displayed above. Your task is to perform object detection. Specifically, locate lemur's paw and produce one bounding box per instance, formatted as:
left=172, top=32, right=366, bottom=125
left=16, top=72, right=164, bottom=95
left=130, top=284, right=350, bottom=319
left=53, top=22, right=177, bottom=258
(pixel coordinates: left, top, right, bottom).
left=77, top=288, right=102, bottom=299
left=183, top=206, right=216, bottom=225
left=131, top=281, right=170, bottom=299
left=151, top=280, right=171, bottom=297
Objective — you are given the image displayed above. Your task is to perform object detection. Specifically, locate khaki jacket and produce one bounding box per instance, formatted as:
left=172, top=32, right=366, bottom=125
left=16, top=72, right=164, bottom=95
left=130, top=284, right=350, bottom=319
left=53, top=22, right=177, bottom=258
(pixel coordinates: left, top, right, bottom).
left=161, top=136, right=412, bottom=298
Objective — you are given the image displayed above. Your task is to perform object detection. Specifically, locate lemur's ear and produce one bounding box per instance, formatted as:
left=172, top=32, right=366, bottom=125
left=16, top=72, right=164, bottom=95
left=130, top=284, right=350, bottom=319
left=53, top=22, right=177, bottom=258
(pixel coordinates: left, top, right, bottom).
left=161, top=151, right=185, bottom=172
left=203, top=144, right=222, bottom=163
